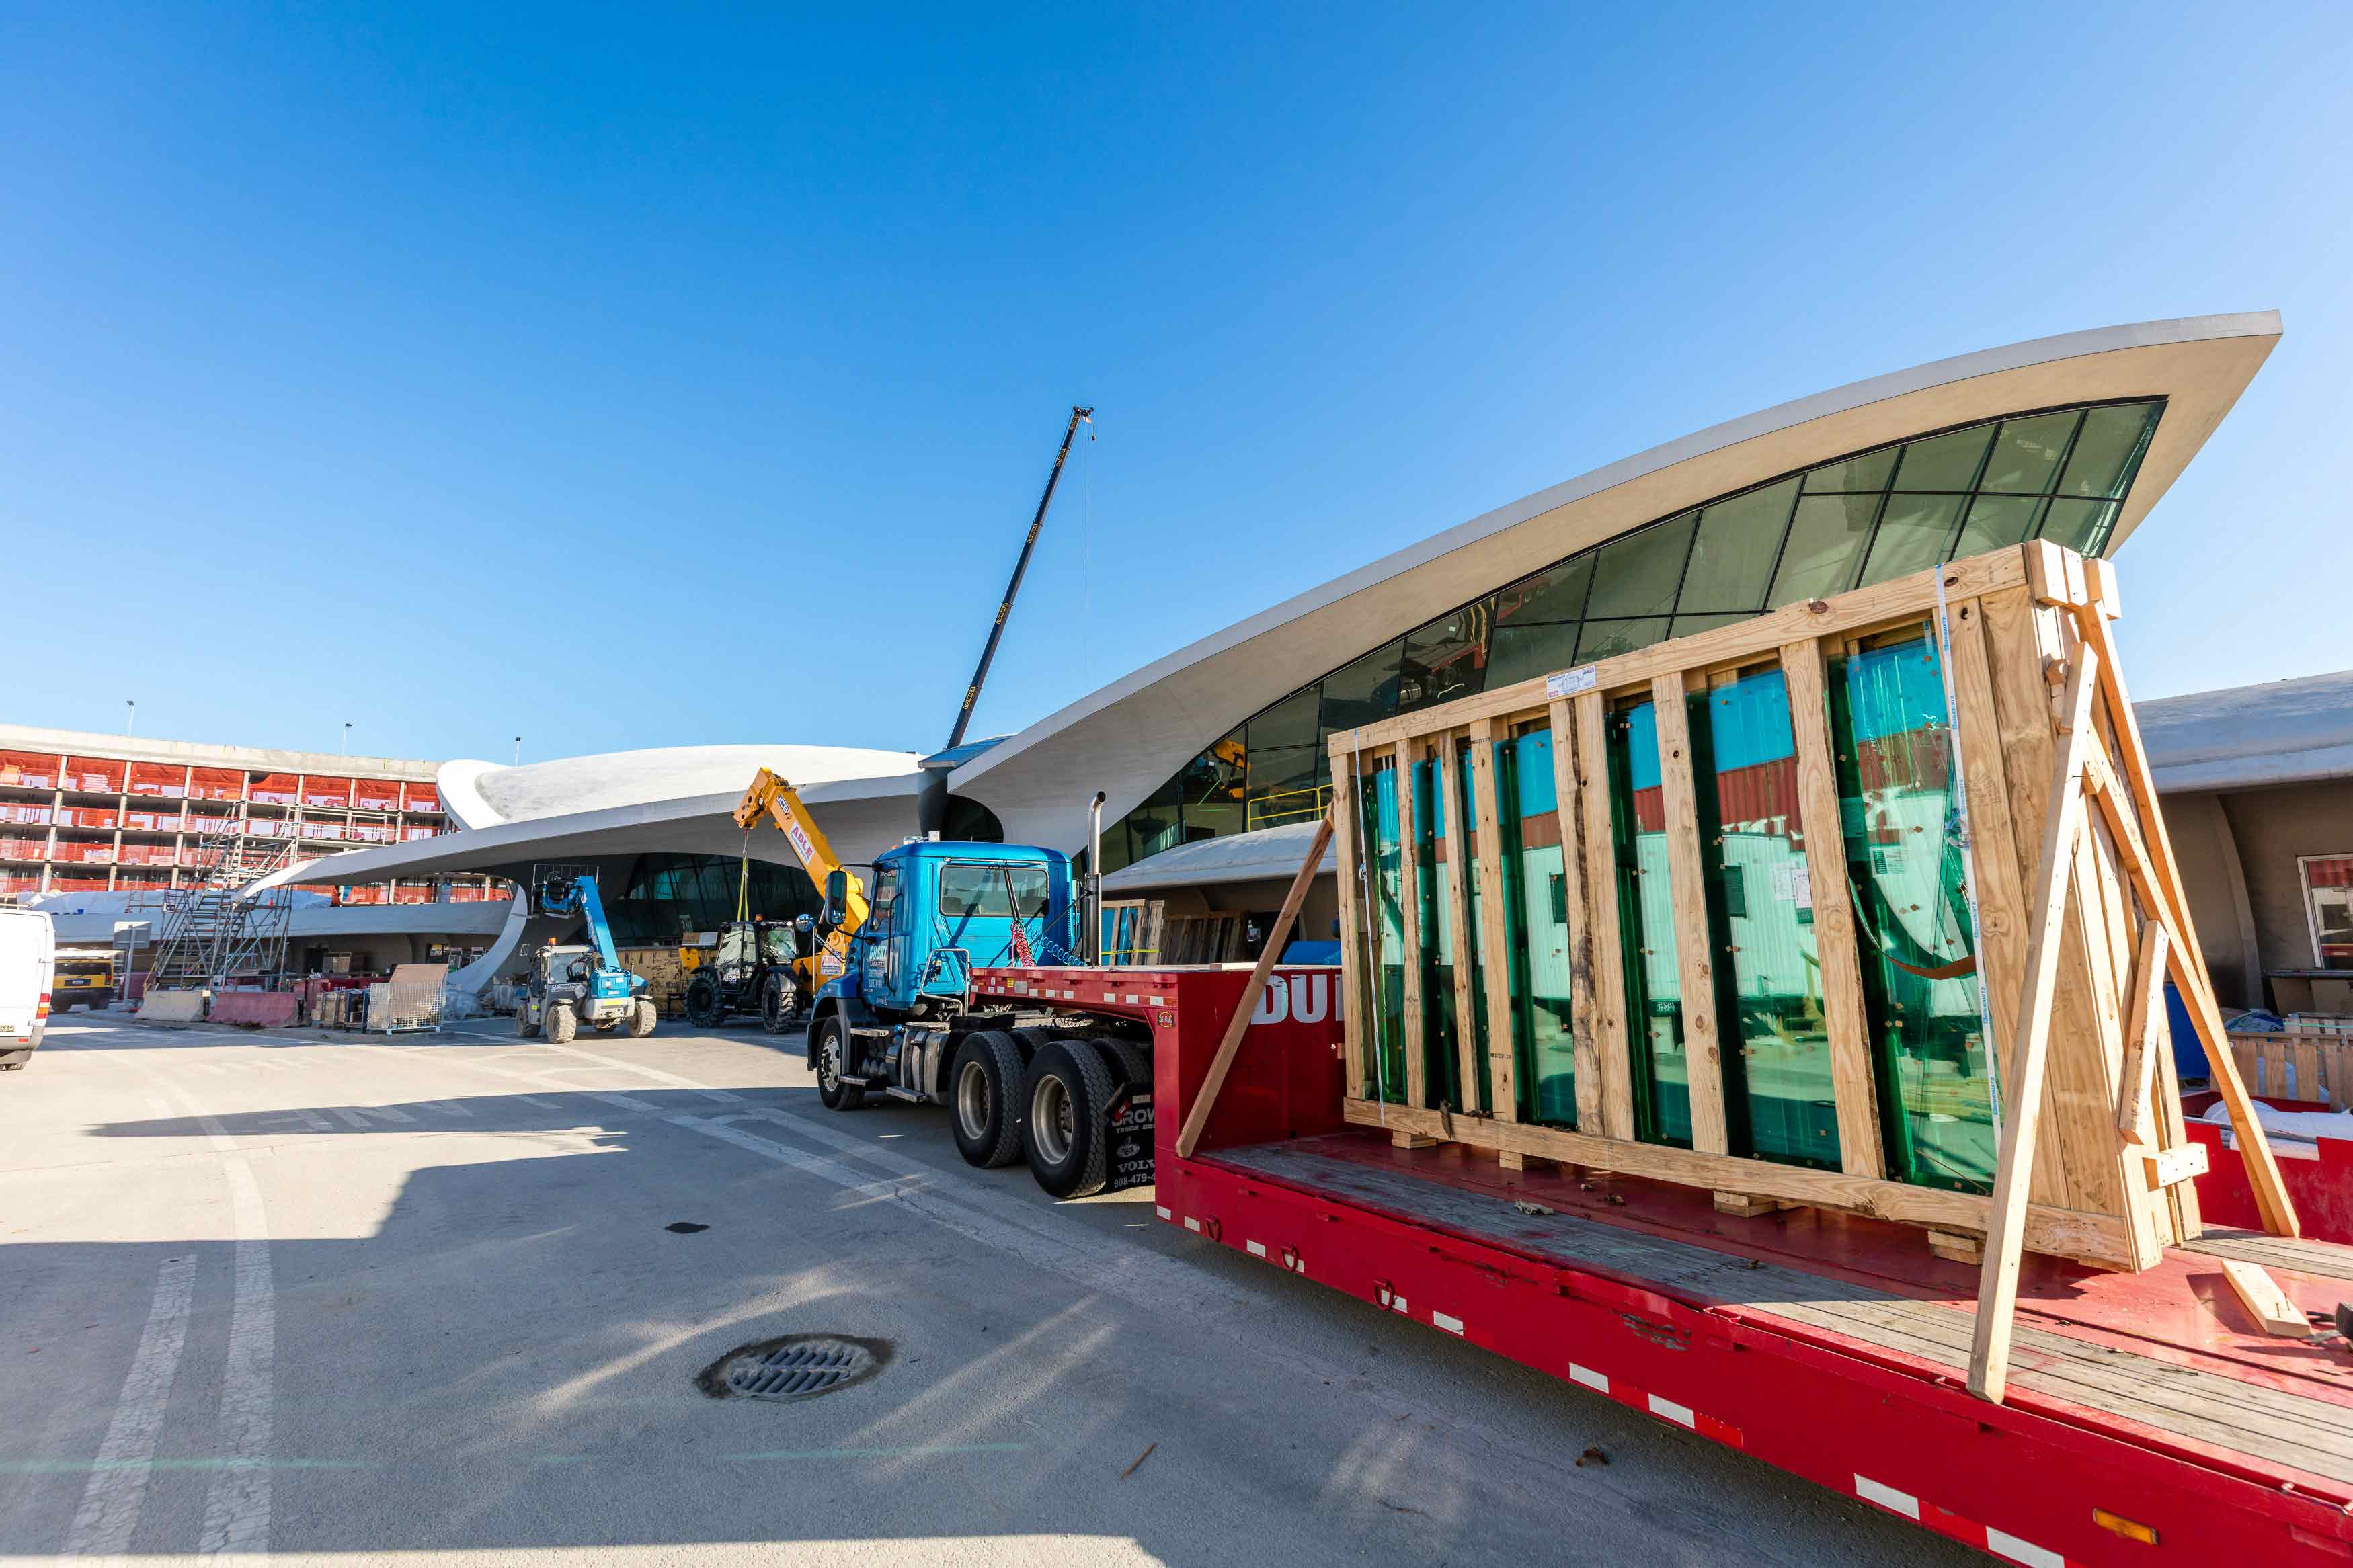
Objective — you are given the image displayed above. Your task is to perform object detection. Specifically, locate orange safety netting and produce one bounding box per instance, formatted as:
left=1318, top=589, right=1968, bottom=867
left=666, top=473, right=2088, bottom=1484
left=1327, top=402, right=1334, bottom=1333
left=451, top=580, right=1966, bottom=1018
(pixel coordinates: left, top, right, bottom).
left=188, top=767, right=244, bottom=801
left=249, top=773, right=299, bottom=804
left=0, top=751, right=60, bottom=789
left=63, top=757, right=128, bottom=793
left=126, top=762, right=185, bottom=797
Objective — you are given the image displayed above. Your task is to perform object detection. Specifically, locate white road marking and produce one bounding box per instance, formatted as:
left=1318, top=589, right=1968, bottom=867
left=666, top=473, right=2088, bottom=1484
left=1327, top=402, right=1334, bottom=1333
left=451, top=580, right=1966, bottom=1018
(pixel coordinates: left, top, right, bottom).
left=61, top=1253, right=198, bottom=1558
left=331, top=1105, right=415, bottom=1128
left=151, top=1084, right=276, bottom=1559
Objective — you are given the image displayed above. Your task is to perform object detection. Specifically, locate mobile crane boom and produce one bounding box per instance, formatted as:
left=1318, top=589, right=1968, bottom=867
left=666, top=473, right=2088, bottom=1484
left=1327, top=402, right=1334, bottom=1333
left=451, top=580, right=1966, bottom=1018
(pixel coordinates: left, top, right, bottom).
left=946, top=405, right=1092, bottom=751
left=733, top=768, right=870, bottom=989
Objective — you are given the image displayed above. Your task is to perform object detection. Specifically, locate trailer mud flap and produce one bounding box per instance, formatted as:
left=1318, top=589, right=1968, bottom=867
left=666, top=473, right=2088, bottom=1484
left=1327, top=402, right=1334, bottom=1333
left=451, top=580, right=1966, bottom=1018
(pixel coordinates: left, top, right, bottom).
left=1104, top=1087, right=1154, bottom=1193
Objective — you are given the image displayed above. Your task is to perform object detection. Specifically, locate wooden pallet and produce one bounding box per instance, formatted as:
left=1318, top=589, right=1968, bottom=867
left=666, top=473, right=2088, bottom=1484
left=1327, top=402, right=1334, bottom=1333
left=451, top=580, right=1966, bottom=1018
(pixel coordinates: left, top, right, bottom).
left=1327, top=543, right=2297, bottom=1403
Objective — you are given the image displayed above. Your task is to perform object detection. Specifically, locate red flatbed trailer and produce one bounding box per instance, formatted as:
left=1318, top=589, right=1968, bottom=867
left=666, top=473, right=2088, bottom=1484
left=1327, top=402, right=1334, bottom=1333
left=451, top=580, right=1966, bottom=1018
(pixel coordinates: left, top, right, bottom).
left=975, top=962, right=2353, bottom=1567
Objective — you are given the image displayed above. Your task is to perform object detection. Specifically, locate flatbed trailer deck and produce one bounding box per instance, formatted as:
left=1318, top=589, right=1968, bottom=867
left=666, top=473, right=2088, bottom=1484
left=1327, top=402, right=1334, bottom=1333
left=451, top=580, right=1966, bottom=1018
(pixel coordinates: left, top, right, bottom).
left=975, top=962, right=2353, bottom=1567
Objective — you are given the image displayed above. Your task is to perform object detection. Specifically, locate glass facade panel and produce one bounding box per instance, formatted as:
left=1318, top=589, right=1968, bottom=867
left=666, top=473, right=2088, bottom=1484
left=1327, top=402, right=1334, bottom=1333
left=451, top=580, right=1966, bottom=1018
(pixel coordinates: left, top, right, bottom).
left=1829, top=630, right=1992, bottom=1193
left=1400, top=604, right=1493, bottom=714
left=1251, top=686, right=1322, bottom=751
left=1769, top=493, right=1878, bottom=608
left=1953, top=494, right=2044, bottom=558
left=2060, top=402, right=2159, bottom=498
left=1107, top=398, right=2167, bottom=874
left=1802, top=446, right=1898, bottom=493
left=1696, top=667, right=1839, bottom=1168
left=1496, top=554, right=1593, bottom=627
left=1978, top=411, right=2080, bottom=494
left=1607, top=698, right=1690, bottom=1148
left=1321, top=641, right=1401, bottom=733
left=1669, top=612, right=1751, bottom=638
left=1858, top=493, right=1966, bottom=587
left=1681, top=479, right=1799, bottom=614
left=1585, top=513, right=1696, bottom=619
left=1452, top=741, right=1494, bottom=1113
left=1578, top=617, right=1669, bottom=661
left=1484, top=620, right=1585, bottom=689
left=1890, top=423, right=1993, bottom=492
left=2038, top=497, right=2118, bottom=554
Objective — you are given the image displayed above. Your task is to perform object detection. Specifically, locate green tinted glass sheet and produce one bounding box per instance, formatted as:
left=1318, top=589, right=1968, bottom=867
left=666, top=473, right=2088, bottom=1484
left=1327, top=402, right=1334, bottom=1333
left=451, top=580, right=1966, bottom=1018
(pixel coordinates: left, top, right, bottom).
left=1829, top=632, right=1993, bottom=1193
left=1607, top=698, right=1690, bottom=1147
left=1508, top=729, right=1575, bottom=1124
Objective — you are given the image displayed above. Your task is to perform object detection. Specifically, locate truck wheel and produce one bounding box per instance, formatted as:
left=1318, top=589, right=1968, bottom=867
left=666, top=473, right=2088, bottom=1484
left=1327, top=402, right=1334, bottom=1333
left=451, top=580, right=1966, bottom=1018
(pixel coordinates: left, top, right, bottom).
left=949, top=1032, right=1027, bottom=1169
left=760, top=973, right=799, bottom=1034
left=547, top=1003, right=578, bottom=1044
left=1023, top=1040, right=1113, bottom=1199
left=1010, top=1026, right=1053, bottom=1065
left=628, top=998, right=658, bottom=1038
left=685, top=975, right=724, bottom=1028
left=813, top=1016, right=865, bottom=1111
left=514, top=1006, right=537, bottom=1038
left=1091, top=1036, right=1153, bottom=1093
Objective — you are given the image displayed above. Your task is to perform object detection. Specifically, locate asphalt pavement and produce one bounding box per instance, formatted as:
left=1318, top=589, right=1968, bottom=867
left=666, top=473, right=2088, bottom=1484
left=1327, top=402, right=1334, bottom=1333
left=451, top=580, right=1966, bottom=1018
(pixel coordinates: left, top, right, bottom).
left=0, top=1012, right=1981, bottom=1565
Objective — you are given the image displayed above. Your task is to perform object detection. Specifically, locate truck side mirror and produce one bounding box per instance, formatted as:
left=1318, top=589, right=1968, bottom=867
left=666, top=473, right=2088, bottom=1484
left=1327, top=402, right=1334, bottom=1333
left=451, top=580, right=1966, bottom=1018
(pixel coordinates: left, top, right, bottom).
left=820, top=870, right=848, bottom=931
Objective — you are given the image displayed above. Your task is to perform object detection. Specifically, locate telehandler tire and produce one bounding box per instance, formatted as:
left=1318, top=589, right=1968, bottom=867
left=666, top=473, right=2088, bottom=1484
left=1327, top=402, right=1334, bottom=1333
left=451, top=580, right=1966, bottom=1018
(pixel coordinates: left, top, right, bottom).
left=950, top=1031, right=1028, bottom=1169
left=1022, top=1039, right=1114, bottom=1199
left=514, top=1007, right=537, bottom=1038
left=547, top=1003, right=577, bottom=1044
left=685, top=975, right=725, bottom=1028
left=813, top=1016, right=865, bottom=1112
left=760, top=973, right=799, bottom=1034
left=628, top=998, right=658, bottom=1038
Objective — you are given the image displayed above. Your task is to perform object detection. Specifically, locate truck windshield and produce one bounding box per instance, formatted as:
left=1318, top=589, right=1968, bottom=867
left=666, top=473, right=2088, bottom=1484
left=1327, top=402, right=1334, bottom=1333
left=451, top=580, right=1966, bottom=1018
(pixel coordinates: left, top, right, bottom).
left=937, top=862, right=1050, bottom=919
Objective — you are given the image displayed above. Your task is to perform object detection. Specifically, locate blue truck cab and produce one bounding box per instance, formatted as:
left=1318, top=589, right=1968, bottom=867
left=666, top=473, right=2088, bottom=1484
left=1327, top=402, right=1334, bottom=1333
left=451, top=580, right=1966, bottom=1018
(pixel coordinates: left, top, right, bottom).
left=803, top=839, right=1152, bottom=1199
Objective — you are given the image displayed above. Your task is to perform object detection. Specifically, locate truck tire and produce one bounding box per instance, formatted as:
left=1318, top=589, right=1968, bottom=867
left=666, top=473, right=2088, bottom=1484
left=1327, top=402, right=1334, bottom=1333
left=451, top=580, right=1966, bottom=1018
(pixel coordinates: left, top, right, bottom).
left=1022, top=1039, right=1114, bottom=1199
left=514, top=1006, right=537, bottom=1038
left=685, top=975, right=724, bottom=1028
left=949, top=1032, right=1027, bottom=1169
left=813, top=1016, right=865, bottom=1111
left=628, top=998, right=658, bottom=1038
left=547, top=1003, right=577, bottom=1044
left=760, top=973, right=799, bottom=1034
left=1010, top=1026, right=1054, bottom=1065
left=1091, top=1036, right=1153, bottom=1094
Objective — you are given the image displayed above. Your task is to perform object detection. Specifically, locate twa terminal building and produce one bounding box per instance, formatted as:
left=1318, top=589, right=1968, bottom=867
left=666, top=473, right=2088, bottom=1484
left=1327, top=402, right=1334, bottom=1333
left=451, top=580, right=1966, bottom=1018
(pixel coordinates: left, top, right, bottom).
left=276, top=314, right=2279, bottom=975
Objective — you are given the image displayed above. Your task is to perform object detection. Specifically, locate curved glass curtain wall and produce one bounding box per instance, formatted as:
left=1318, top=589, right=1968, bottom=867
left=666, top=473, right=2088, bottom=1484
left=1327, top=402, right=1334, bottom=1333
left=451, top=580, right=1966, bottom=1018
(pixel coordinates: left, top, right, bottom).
left=1099, top=398, right=2163, bottom=876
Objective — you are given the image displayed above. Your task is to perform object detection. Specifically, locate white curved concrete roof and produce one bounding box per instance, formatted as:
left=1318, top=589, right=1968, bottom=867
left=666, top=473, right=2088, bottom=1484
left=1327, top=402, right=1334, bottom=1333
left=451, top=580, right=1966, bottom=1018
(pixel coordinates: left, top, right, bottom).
left=442, top=744, right=922, bottom=829
left=1103, top=819, right=1340, bottom=893
left=276, top=313, right=2277, bottom=891
left=2141, top=669, right=2353, bottom=794
left=951, top=313, right=2279, bottom=850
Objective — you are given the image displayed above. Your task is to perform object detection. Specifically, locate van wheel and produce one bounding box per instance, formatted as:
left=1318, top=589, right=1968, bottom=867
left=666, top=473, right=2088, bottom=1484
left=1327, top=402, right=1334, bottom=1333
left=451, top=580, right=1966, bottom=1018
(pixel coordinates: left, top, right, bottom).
left=950, top=1031, right=1028, bottom=1169
left=1023, top=1040, right=1114, bottom=1199
left=813, top=1016, right=865, bottom=1111
left=628, top=998, right=658, bottom=1038
left=547, top=1003, right=577, bottom=1044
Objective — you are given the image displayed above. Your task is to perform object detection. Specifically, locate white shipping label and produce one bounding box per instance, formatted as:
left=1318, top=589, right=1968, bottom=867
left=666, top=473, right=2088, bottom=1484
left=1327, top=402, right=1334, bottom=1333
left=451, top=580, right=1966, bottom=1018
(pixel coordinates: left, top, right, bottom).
left=1789, top=863, right=1812, bottom=909
left=1544, top=665, right=1599, bottom=699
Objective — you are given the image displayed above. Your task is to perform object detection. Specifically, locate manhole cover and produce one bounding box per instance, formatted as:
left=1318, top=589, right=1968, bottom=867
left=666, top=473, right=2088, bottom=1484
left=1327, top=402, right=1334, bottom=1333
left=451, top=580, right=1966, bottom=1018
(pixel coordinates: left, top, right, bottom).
left=695, top=1335, right=890, bottom=1402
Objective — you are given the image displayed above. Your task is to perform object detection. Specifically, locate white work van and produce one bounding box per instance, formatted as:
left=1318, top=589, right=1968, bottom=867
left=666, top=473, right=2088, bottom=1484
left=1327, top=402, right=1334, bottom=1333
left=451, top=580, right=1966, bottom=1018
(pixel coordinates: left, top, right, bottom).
left=0, top=907, right=56, bottom=1069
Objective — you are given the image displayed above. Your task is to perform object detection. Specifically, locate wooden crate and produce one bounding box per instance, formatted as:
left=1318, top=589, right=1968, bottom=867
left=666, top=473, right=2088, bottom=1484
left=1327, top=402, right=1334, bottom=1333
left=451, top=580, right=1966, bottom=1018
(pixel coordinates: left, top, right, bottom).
left=1329, top=542, right=2292, bottom=1274
left=2229, top=1030, right=2353, bottom=1108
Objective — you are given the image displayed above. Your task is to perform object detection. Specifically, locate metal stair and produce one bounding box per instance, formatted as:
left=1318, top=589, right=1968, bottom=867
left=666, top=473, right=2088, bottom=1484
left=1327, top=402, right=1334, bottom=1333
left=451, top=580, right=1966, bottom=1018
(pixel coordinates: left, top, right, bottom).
left=145, top=827, right=296, bottom=991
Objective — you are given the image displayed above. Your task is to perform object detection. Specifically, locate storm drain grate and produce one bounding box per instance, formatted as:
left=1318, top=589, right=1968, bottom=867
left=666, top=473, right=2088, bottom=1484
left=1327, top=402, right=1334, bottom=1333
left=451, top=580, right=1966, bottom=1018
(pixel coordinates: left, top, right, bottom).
left=696, top=1335, right=889, bottom=1402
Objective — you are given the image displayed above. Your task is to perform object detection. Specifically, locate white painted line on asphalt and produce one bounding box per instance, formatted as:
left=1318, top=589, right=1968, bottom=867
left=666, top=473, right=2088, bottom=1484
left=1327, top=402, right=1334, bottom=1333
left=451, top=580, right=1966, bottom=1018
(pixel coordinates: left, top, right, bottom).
left=331, top=1105, right=415, bottom=1128
left=532, top=1041, right=744, bottom=1103
left=150, top=1083, right=277, bottom=1559
left=61, top=1253, right=198, bottom=1558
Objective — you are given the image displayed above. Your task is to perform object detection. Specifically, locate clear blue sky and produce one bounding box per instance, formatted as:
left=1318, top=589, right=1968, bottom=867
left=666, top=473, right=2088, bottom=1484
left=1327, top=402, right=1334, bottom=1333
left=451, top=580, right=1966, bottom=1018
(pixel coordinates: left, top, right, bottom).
left=6, top=5, right=2348, bottom=766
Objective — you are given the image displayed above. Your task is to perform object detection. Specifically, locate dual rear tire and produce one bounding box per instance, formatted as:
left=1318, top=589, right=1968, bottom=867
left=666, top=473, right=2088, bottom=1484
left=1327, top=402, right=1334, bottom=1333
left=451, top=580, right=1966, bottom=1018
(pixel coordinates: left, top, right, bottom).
left=1021, top=1040, right=1119, bottom=1199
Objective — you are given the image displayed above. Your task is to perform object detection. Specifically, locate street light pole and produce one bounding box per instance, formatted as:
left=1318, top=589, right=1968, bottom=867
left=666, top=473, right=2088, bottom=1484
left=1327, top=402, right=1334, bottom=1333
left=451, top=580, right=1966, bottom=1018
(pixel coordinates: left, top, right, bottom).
left=342, top=722, right=352, bottom=757
left=124, top=700, right=134, bottom=737
left=513, top=736, right=522, bottom=765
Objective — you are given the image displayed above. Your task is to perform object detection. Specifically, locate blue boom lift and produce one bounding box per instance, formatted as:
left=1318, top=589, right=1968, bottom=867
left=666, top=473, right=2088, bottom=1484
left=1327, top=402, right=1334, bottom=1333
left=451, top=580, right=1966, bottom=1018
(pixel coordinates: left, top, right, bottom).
left=515, top=864, right=657, bottom=1042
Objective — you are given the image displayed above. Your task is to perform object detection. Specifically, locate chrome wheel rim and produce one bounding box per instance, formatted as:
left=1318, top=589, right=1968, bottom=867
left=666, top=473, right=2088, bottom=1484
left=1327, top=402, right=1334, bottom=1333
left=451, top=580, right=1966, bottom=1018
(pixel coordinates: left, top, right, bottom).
left=956, top=1059, right=991, bottom=1141
left=817, top=1029, right=842, bottom=1094
left=1031, top=1074, right=1073, bottom=1166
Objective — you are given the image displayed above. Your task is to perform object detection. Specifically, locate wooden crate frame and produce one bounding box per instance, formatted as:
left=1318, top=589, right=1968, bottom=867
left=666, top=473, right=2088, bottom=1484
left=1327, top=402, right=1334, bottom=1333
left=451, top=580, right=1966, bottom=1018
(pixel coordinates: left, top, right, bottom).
left=1328, top=542, right=2295, bottom=1282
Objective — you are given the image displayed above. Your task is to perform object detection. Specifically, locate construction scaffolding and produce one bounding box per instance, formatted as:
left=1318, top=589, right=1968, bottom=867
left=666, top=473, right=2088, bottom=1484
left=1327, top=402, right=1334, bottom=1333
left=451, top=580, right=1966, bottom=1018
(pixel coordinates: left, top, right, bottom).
left=144, top=824, right=297, bottom=990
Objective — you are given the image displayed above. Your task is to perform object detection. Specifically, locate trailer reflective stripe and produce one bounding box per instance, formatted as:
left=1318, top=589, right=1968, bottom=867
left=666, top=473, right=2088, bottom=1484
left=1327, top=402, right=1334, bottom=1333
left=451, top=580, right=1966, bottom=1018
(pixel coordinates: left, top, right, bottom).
left=1431, top=1311, right=1464, bottom=1336
left=1148, top=995, right=1167, bottom=1005
left=1647, top=1395, right=1695, bottom=1428
left=1985, top=1531, right=2064, bottom=1568
left=1567, top=1363, right=1607, bottom=1393
left=1245, top=1240, right=1267, bottom=1257
left=1854, top=1476, right=1919, bottom=1519
left=1154, top=1205, right=1172, bottom=1220
left=1183, top=1216, right=1201, bottom=1232
left=1386, top=1294, right=1406, bottom=1314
